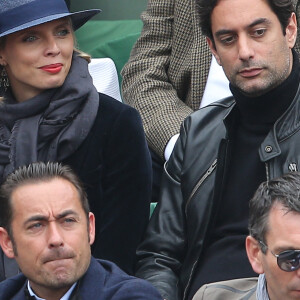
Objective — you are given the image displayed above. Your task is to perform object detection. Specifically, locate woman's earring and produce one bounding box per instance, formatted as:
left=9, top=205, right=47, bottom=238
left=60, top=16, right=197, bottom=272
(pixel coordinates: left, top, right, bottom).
left=0, top=67, right=9, bottom=92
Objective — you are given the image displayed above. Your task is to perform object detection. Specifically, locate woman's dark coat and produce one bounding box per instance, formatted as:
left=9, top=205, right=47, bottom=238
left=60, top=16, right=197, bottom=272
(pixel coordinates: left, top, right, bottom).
left=63, top=93, right=152, bottom=275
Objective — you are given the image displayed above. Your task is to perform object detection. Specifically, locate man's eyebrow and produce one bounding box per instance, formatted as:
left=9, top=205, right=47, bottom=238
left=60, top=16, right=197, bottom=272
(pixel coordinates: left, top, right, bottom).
left=24, top=210, right=79, bottom=226
left=248, top=18, right=271, bottom=28
left=56, top=210, right=79, bottom=219
left=275, top=246, right=300, bottom=253
left=215, top=18, right=271, bottom=38
left=215, top=29, right=235, bottom=38
left=24, top=215, right=48, bottom=226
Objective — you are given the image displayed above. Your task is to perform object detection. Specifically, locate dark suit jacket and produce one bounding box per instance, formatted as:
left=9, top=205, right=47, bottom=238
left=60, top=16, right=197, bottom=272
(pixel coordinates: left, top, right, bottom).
left=0, top=257, right=163, bottom=300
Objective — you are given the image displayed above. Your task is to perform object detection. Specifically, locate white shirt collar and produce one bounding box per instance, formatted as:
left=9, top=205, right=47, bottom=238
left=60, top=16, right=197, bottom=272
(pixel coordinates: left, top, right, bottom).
left=27, top=281, right=77, bottom=300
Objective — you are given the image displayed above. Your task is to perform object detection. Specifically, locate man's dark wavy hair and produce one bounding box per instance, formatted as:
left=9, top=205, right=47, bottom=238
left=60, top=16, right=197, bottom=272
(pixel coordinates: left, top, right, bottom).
left=197, top=0, right=296, bottom=42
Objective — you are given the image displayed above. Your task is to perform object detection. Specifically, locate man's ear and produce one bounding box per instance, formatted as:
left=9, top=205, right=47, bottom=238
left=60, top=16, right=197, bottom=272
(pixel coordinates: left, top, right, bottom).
left=246, top=236, right=264, bottom=274
left=88, top=212, right=95, bottom=246
left=0, top=227, right=15, bottom=259
left=286, top=12, right=297, bottom=49
left=206, top=37, right=221, bottom=65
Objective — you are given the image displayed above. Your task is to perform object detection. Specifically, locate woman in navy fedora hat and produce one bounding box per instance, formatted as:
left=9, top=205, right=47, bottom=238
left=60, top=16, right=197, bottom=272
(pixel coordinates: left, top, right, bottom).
left=0, top=0, right=152, bottom=279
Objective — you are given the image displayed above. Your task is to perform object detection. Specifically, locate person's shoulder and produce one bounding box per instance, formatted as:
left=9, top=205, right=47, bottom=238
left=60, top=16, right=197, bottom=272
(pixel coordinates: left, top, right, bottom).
left=91, top=259, right=163, bottom=299
left=192, top=277, right=258, bottom=300
left=191, top=96, right=235, bottom=119
left=114, top=277, right=163, bottom=299
left=183, top=96, right=235, bottom=129
left=95, top=258, right=140, bottom=282
left=0, top=273, right=27, bottom=300
left=97, top=93, right=140, bottom=118
left=95, top=93, right=143, bottom=135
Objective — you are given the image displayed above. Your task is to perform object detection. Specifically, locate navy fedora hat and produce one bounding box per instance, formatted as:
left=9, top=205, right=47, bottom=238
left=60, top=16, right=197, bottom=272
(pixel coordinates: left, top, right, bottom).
left=0, top=0, right=101, bottom=38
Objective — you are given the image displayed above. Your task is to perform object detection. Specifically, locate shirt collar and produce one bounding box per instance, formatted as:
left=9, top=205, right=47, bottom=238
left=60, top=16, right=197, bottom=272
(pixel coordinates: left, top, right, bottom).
left=27, top=281, right=77, bottom=300
left=256, top=274, right=270, bottom=300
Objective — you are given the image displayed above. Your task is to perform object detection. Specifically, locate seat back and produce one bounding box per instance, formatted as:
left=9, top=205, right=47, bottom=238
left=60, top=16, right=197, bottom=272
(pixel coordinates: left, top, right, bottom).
left=88, top=58, right=122, bottom=102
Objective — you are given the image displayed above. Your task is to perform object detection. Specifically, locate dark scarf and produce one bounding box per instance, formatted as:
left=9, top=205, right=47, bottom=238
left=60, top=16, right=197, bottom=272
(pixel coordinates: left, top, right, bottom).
left=0, top=53, right=99, bottom=182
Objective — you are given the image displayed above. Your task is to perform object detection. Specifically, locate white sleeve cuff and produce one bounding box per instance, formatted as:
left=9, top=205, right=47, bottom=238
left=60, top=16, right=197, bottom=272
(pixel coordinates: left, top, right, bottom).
left=164, top=134, right=180, bottom=161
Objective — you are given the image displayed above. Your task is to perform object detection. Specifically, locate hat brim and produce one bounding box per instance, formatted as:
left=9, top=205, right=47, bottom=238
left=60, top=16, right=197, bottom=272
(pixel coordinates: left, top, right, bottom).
left=0, top=9, right=101, bottom=38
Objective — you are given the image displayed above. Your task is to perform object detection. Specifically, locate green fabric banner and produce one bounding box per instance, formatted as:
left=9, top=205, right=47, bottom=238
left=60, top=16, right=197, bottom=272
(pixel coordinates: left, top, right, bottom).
left=75, top=20, right=143, bottom=83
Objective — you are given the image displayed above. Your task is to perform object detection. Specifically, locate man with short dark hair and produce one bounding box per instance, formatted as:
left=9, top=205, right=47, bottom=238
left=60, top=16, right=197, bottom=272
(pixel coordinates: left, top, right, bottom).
left=193, top=172, right=300, bottom=300
left=0, top=162, right=162, bottom=300
left=134, top=0, right=300, bottom=299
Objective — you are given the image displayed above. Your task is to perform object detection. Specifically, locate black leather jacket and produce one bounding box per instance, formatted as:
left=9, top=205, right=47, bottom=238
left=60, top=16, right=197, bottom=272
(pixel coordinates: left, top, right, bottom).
left=135, top=88, right=300, bottom=300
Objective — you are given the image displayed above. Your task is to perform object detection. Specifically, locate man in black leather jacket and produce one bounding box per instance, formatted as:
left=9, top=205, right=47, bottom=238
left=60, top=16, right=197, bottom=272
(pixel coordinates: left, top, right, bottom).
left=135, top=0, right=300, bottom=299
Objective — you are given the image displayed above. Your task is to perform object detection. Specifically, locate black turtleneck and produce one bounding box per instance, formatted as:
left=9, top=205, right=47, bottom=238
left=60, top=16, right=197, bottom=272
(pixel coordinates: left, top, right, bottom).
left=188, top=51, right=300, bottom=300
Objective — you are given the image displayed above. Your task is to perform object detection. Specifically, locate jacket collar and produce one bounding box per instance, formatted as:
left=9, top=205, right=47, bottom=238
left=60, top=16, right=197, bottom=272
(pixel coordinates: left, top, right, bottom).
left=221, top=80, right=300, bottom=162
left=259, top=82, right=300, bottom=162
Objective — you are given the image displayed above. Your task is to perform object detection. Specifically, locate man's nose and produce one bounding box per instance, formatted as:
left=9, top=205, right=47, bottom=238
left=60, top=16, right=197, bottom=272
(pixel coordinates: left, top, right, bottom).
left=47, top=223, right=64, bottom=248
left=237, top=35, right=255, bottom=61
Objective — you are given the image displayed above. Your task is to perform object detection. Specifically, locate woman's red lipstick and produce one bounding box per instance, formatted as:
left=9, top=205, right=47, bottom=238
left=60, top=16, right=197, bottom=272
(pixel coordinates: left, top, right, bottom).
left=40, top=63, right=62, bottom=74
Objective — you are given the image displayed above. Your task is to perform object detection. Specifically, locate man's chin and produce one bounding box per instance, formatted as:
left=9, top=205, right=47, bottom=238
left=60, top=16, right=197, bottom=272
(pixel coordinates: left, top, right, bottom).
left=27, top=273, right=76, bottom=296
left=42, top=273, right=76, bottom=290
left=233, top=83, right=273, bottom=98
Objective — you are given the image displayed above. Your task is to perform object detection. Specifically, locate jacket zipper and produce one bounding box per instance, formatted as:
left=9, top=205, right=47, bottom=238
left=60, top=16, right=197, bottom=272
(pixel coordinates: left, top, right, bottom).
left=185, top=159, right=217, bottom=214
left=183, top=258, right=199, bottom=300
left=183, top=158, right=217, bottom=300
left=183, top=162, right=267, bottom=299
left=265, top=162, right=269, bottom=181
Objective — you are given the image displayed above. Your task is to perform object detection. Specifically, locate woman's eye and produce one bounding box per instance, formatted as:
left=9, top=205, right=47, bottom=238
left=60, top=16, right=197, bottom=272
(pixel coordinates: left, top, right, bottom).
left=24, top=36, right=37, bottom=42
left=57, top=29, right=70, bottom=37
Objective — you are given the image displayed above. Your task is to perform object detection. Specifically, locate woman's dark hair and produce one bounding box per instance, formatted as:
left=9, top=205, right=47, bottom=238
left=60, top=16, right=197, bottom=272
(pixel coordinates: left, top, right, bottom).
left=197, top=0, right=296, bottom=42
